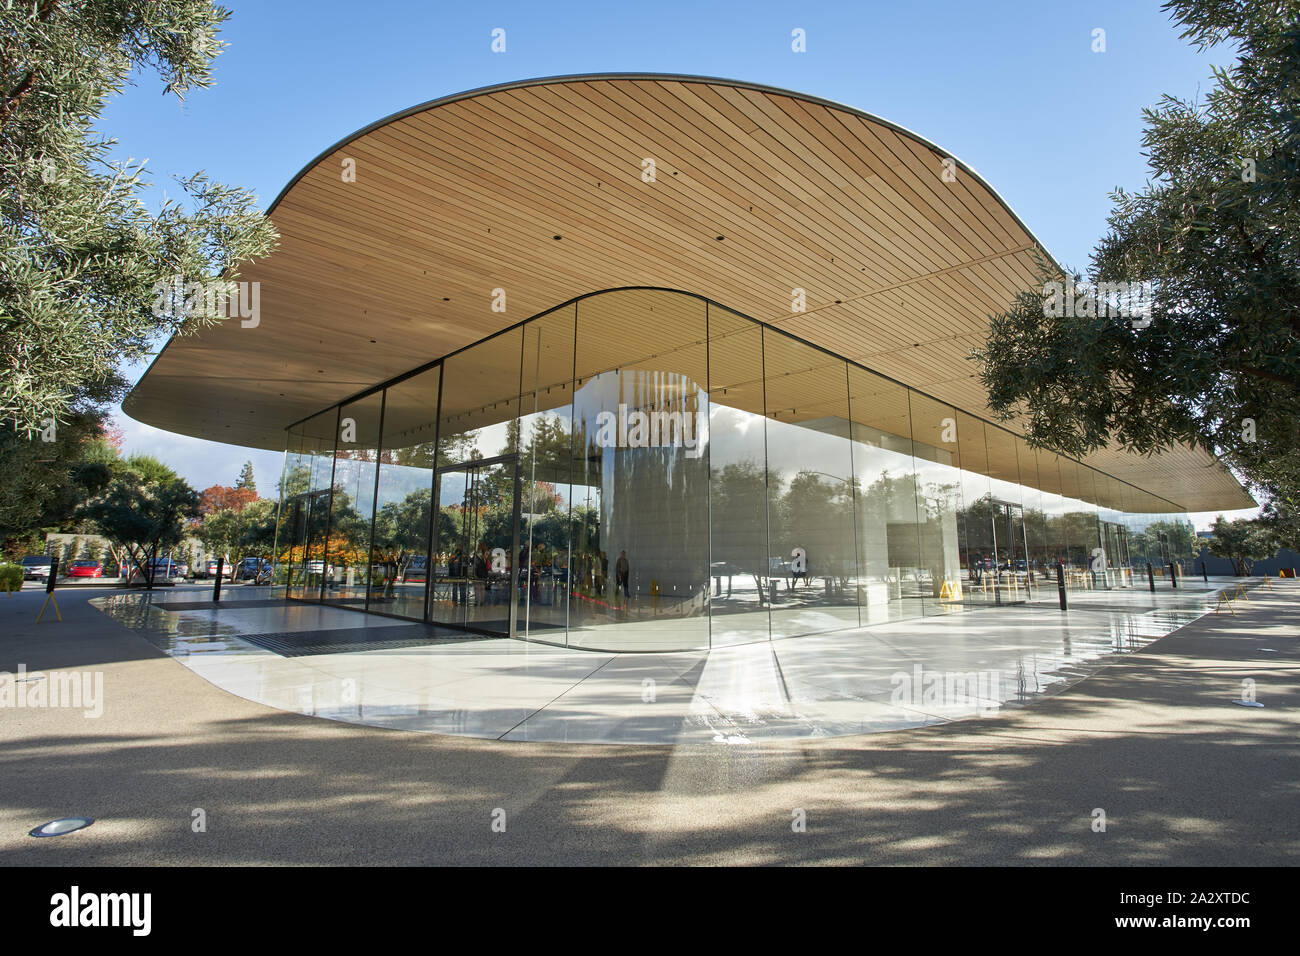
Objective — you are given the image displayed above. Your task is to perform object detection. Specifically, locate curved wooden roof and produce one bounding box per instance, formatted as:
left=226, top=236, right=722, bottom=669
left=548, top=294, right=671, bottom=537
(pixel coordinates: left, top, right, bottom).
left=123, top=74, right=1253, bottom=512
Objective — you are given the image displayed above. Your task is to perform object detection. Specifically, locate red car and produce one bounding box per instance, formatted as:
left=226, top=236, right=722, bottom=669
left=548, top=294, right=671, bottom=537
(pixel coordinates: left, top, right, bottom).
left=66, top=560, right=104, bottom=578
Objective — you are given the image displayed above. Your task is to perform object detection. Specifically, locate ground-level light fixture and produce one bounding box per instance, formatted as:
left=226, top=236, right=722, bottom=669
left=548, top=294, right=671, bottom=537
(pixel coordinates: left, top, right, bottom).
left=29, top=817, right=94, bottom=838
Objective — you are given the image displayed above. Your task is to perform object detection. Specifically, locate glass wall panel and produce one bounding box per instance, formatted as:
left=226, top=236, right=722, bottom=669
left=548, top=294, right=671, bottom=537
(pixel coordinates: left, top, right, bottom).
left=324, top=392, right=382, bottom=606
left=847, top=365, right=919, bottom=625
left=284, top=409, right=338, bottom=600
left=518, top=307, right=576, bottom=642
left=763, top=331, right=857, bottom=640
left=1035, top=450, right=1069, bottom=572
left=983, top=426, right=1028, bottom=602
left=1058, top=457, right=1099, bottom=590
left=433, top=328, right=523, bottom=635
left=372, top=367, right=440, bottom=620
left=907, top=392, right=965, bottom=614
left=570, top=289, right=709, bottom=650
left=707, top=306, right=771, bottom=646
left=274, top=428, right=306, bottom=590
left=276, top=286, right=1202, bottom=644
left=1094, top=471, right=1125, bottom=587
left=955, top=413, right=994, bottom=602
left=1015, top=437, right=1050, bottom=594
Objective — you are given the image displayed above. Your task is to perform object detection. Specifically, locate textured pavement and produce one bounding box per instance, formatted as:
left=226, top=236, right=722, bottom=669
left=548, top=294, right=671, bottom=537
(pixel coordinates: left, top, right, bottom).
left=0, top=581, right=1296, bottom=866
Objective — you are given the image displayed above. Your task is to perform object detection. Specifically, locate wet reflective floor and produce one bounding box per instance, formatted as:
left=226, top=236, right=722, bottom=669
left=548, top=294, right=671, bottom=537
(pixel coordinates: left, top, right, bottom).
left=91, top=585, right=1229, bottom=745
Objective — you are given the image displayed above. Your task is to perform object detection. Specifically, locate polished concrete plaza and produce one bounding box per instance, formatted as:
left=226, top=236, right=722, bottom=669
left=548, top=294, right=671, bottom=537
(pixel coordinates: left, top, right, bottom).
left=90, top=582, right=1229, bottom=744
left=1, top=579, right=1295, bottom=865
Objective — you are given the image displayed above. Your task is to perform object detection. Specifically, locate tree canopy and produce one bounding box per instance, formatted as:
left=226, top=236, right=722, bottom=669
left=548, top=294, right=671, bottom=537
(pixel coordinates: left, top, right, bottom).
left=79, top=461, right=200, bottom=586
left=974, top=0, right=1299, bottom=521
left=1, top=0, right=278, bottom=433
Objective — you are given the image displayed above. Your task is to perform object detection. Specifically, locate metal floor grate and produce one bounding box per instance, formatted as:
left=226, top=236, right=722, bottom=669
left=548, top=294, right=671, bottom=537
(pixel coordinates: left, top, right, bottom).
left=234, top=625, right=489, bottom=658
left=154, top=599, right=294, bottom=611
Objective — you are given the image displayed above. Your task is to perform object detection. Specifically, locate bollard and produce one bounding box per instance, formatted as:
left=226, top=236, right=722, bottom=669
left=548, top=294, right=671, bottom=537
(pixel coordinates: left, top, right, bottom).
left=1147, top=562, right=1155, bottom=593
left=35, top=556, right=62, bottom=623
left=213, top=556, right=224, bottom=603
left=1056, top=563, right=1067, bottom=611
left=1169, top=562, right=1178, bottom=589
left=1202, top=560, right=1208, bottom=583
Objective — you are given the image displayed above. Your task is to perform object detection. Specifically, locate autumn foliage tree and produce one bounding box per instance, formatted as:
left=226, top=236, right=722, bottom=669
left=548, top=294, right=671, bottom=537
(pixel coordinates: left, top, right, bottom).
left=198, top=484, right=258, bottom=515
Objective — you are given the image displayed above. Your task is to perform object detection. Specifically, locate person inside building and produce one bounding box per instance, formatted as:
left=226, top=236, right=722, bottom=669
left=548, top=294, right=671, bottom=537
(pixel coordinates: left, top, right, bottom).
left=615, top=550, right=630, bottom=608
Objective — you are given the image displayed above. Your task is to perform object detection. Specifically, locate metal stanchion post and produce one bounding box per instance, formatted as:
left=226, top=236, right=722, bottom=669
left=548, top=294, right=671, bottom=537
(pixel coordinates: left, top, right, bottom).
left=1202, top=561, right=1208, bottom=583
left=1147, top=562, right=1156, bottom=593
left=213, top=556, right=224, bottom=603
left=35, top=557, right=62, bottom=623
left=1170, top=562, right=1178, bottom=589
left=1056, top=562, right=1068, bottom=611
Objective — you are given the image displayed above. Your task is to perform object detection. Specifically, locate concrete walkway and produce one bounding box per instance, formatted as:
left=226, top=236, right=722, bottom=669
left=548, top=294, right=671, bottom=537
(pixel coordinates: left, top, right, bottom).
left=0, top=581, right=1296, bottom=865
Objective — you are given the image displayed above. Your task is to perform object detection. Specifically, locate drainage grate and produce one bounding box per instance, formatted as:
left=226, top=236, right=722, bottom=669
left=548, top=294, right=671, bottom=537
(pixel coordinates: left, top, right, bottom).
left=234, top=625, right=488, bottom=658
left=154, top=599, right=295, bottom=611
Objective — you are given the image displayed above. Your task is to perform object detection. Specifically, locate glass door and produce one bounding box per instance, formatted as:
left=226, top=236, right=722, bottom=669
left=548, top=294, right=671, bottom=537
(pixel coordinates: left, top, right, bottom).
left=1098, top=521, right=1126, bottom=588
left=286, top=488, right=331, bottom=600
left=431, top=456, right=520, bottom=636
left=962, top=498, right=997, bottom=602
left=988, top=501, right=1029, bottom=603
left=1116, top=526, right=1132, bottom=583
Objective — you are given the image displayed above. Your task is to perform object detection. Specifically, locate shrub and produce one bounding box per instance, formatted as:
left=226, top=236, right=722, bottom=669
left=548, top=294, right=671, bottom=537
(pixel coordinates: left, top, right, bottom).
left=0, top=563, right=23, bottom=593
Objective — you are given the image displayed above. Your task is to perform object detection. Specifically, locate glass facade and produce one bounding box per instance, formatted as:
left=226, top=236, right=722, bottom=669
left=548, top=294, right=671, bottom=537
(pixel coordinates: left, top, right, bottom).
left=272, top=288, right=1188, bottom=651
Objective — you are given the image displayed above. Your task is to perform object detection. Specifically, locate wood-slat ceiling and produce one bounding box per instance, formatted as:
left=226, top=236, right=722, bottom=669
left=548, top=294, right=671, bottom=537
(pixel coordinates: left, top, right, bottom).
left=123, top=75, right=1253, bottom=512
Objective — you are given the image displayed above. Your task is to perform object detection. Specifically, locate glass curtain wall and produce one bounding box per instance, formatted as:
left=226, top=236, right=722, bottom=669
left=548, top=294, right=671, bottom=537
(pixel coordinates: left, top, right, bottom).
left=371, top=367, right=440, bottom=619
left=569, top=290, right=710, bottom=651
left=275, top=287, right=1190, bottom=649
left=906, top=393, right=965, bottom=615
left=518, top=306, right=576, bottom=641
left=708, top=306, right=771, bottom=646
left=281, top=409, right=338, bottom=600
left=762, top=331, right=857, bottom=640
left=847, top=366, right=920, bottom=626
left=432, top=327, right=523, bottom=636
left=324, top=392, right=382, bottom=606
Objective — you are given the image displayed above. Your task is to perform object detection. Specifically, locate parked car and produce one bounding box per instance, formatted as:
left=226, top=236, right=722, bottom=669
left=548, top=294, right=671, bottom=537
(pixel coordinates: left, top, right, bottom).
left=401, top=555, right=428, bottom=582
left=237, top=557, right=272, bottom=583
left=200, top=558, right=236, bottom=580
left=66, top=560, right=104, bottom=578
left=128, top=558, right=185, bottom=582
left=20, top=555, right=52, bottom=580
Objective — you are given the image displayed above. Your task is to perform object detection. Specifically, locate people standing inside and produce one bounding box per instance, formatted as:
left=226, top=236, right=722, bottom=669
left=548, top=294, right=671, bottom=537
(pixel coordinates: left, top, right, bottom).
left=475, top=540, right=489, bottom=605
left=615, top=550, right=630, bottom=608
left=452, top=547, right=468, bottom=606
left=447, top=548, right=460, bottom=605
left=530, top=544, right=543, bottom=603
left=384, top=550, right=398, bottom=599
left=518, top=542, right=530, bottom=602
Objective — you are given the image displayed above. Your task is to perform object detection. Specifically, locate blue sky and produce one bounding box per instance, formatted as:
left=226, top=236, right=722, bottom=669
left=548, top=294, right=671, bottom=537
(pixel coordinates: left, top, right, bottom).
left=103, top=0, right=1249, bottom=523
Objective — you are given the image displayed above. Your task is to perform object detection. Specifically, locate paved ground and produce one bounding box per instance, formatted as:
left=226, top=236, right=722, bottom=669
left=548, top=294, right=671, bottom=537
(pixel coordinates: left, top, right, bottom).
left=87, top=586, right=1219, bottom=743
left=1, top=581, right=1296, bottom=865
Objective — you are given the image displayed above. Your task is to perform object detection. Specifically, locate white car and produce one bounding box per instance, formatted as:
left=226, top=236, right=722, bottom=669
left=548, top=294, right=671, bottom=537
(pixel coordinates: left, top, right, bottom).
left=201, top=559, right=235, bottom=579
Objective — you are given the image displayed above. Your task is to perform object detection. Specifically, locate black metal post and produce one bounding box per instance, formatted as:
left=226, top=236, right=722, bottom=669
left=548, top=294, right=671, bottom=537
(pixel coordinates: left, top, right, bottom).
left=508, top=461, right=521, bottom=638
left=213, top=556, right=224, bottom=603
left=1169, top=562, right=1178, bottom=589
left=1202, top=561, right=1208, bottom=583
left=1147, top=562, right=1156, bottom=593
left=34, top=555, right=62, bottom=623
left=1056, top=562, right=1067, bottom=611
